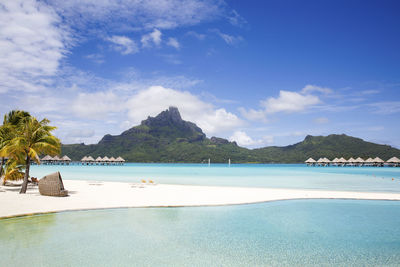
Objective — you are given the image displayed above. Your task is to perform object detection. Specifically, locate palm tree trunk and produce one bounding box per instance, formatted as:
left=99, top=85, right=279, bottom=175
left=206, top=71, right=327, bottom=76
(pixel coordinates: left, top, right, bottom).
left=20, top=156, right=30, bottom=194
left=0, top=157, right=4, bottom=178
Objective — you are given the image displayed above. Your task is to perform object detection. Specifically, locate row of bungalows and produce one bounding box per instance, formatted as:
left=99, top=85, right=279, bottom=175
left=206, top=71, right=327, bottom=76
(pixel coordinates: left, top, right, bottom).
left=41, top=155, right=72, bottom=165
left=81, top=156, right=125, bottom=165
left=305, top=156, right=400, bottom=167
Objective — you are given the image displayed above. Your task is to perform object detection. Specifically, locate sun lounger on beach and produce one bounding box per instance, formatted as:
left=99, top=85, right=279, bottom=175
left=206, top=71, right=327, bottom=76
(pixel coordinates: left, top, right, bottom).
left=38, top=172, right=68, bottom=197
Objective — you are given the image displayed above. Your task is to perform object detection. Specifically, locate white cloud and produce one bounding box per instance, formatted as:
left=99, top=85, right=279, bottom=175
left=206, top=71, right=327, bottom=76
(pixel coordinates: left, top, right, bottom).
left=211, top=29, right=243, bottom=45
left=141, top=29, right=162, bottom=47
left=0, top=0, right=69, bottom=93
left=238, top=107, right=267, bottom=122
left=263, top=90, right=321, bottom=113
left=167, top=37, right=180, bottom=49
left=85, top=53, right=104, bottom=64
left=229, top=131, right=273, bottom=147
left=72, top=91, right=125, bottom=119
left=47, top=0, right=225, bottom=31
left=369, top=101, right=400, bottom=114
left=66, top=129, right=95, bottom=138
left=106, top=35, right=138, bottom=55
left=314, top=117, right=329, bottom=124
left=361, top=89, right=380, bottom=95
left=227, top=10, right=247, bottom=27
left=160, top=54, right=182, bottom=65
left=186, top=31, right=206, bottom=40
left=301, top=84, right=332, bottom=94
left=126, top=86, right=243, bottom=135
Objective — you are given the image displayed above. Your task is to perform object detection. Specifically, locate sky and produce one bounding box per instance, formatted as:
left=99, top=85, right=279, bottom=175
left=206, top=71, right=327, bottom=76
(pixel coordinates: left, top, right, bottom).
left=1, top=0, right=400, bottom=148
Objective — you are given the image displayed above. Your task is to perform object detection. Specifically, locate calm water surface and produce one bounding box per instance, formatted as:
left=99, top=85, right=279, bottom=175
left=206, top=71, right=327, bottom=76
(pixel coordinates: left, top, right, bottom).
left=1, top=200, right=399, bottom=266
left=30, top=163, right=400, bottom=192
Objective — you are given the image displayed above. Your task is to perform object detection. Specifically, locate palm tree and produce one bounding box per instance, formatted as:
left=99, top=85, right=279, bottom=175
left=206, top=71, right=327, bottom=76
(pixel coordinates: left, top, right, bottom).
left=0, top=110, right=31, bottom=179
left=5, top=116, right=60, bottom=193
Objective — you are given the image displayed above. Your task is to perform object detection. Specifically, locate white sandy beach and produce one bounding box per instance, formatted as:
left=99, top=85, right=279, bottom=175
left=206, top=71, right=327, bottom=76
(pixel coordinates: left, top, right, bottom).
left=1, top=180, right=400, bottom=218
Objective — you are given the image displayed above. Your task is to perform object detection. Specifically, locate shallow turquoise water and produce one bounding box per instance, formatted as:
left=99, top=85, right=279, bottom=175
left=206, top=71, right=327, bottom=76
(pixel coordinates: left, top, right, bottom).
left=1, top=200, right=399, bottom=266
left=30, top=163, right=400, bottom=192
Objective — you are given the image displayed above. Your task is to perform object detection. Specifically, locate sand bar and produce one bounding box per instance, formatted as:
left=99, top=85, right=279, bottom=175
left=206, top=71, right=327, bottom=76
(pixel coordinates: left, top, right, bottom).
left=1, top=180, right=400, bottom=218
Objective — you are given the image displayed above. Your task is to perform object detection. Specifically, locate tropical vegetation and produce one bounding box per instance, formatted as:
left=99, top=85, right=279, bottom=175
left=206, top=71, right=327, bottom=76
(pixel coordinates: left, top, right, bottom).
left=0, top=110, right=60, bottom=193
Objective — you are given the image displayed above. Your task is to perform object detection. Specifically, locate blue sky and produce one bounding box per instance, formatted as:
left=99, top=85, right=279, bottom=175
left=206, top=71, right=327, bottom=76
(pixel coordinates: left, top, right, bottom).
left=1, top=0, right=400, bottom=148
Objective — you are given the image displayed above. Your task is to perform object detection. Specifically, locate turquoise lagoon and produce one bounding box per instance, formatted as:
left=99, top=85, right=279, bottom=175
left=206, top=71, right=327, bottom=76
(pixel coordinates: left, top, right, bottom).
left=1, top=200, right=400, bottom=266
left=2, top=164, right=400, bottom=266
left=31, top=163, right=400, bottom=192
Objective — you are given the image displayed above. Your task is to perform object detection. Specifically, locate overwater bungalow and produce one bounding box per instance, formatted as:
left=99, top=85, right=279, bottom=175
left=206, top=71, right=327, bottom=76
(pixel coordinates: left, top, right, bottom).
left=86, top=156, right=95, bottom=165
left=373, top=157, right=384, bottom=167
left=347, top=157, right=356, bottom=166
left=116, top=156, right=125, bottom=165
left=386, top=157, right=400, bottom=167
left=337, top=157, right=347, bottom=166
left=331, top=158, right=339, bottom=166
left=95, top=156, right=103, bottom=165
left=305, top=158, right=316, bottom=166
left=61, top=155, right=71, bottom=165
left=109, top=157, right=116, bottom=165
left=41, top=155, right=54, bottom=165
left=354, top=157, right=364, bottom=166
left=364, top=158, right=374, bottom=166
left=103, top=156, right=110, bottom=165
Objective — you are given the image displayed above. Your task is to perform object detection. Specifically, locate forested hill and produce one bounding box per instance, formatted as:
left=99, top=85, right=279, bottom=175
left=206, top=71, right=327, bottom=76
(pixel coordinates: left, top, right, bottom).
left=61, top=107, right=400, bottom=163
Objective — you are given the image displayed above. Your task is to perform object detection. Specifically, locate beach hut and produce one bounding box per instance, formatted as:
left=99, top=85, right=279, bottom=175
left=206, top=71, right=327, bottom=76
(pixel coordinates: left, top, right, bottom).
left=386, top=157, right=400, bottom=167
left=347, top=157, right=356, bottom=166
left=354, top=157, right=365, bottom=166
left=116, top=156, right=125, bottom=165
left=364, top=157, right=374, bottom=167
left=323, top=158, right=331, bottom=166
left=305, top=158, right=316, bottom=166
left=81, top=156, right=88, bottom=165
left=61, top=155, right=71, bottom=165
left=109, top=157, right=116, bottom=165
left=95, top=156, right=103, bottom=165
left=316, top=158, right=325, bottom=166
left=86, top=156, right=95, bottom=165
left=373, top=157, right=384, bottom=167
left=337, top=157, right=347, bottom=166
left=331, top=158, right=339, bottom=166
left=41, top=155, right=54, bottom=165
left=52, top=155, right=61, bottom=165
left=103, top=156, right=110, bottom=165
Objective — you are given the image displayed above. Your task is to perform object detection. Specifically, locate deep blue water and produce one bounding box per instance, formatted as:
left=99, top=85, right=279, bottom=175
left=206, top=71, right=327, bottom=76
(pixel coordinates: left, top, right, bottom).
left=1, top=200, right=399, bottom=266
left=30, top=163, right=400, bottom=192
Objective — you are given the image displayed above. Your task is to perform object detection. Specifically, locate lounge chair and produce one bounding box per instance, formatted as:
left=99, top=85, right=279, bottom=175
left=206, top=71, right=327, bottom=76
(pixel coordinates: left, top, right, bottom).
left=38, top=172, right=68, bottom=197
